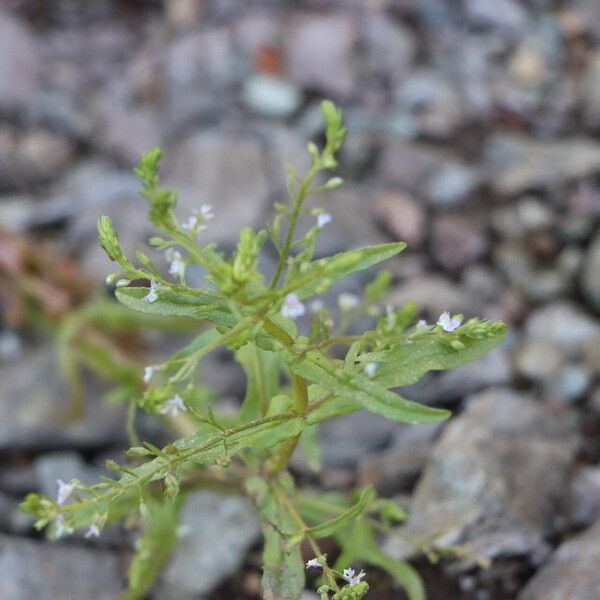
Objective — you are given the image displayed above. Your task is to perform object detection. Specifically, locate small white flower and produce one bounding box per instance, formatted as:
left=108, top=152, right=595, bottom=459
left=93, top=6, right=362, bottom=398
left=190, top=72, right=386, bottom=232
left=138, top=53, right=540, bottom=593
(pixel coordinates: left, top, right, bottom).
left=364, top=362, right=378, bottom=378
left=306, top=558, right=322, bottom=569
left=84, top=524, right=100, bottom=539
left=417, top=319, right=428, bottom=328
left=54, top=514, right=74, bottom=539
left=57, top=479, right=75, bottom=505
left=437, top=311, right=462, bottom=333
left=143, top=366, right=155, bottom=384
left=167, top=250, right=186, bottom=279
left=343, top=567, right=366, bottom=586
left=182, top=215, right=198, bottom=230
left=200, top=204, right=214, bottom=220
left=317, top=213, right=332, bottom=229
left=143, top=280, right=159, bottom=303
left=338, top=293, right=360, bottom=311
left=160, top=394, right=187, bottom=418
left=281, top=293, right=305, bottom=319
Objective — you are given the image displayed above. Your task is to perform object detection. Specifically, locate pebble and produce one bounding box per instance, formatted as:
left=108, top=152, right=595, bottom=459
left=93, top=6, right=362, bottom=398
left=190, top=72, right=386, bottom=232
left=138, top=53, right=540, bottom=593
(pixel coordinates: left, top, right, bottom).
left=373, top=190, right=427, bottom=248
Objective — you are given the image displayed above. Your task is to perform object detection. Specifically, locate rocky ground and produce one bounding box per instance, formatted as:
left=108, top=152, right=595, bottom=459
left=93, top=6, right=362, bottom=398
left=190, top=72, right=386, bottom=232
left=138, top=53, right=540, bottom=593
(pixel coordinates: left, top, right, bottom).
left=1, top=0, right=600, bottom=598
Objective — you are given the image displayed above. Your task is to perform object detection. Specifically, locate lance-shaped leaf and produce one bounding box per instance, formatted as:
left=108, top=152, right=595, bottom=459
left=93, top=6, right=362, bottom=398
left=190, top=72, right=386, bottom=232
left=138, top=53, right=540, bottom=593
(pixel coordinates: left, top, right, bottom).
left=287, top=485, right=375, bottom=546
left=278, top=348, right=450, bottom=425
left=284, top=243, right=406, bottom=299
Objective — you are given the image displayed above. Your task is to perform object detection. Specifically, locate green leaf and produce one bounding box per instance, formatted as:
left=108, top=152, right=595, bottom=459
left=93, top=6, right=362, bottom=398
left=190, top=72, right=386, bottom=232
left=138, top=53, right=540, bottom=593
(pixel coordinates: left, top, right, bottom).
left=288, top=486, right=375, bottom=545
left=284, top=243, right=406, bottom=300
left=119, top=497, right=182, bottom=600
left=278, top=348, right=450, bottom=425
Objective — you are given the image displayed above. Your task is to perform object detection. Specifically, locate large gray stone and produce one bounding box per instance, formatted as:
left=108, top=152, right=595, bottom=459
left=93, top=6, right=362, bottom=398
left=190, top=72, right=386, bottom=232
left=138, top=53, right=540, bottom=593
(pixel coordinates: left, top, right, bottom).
left=0, top=535, right=123, bottom=600
left=384, top=388, right=579, bottom=570
left=518, top=521, right=600, bottom=600
left=157, top=491, right=260, bottom=599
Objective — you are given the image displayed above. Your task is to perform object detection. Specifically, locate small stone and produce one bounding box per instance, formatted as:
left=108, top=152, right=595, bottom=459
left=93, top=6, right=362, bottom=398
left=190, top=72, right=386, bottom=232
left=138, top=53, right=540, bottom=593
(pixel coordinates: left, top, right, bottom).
left=373, top=190, right=426, bottom=248
left=514, top=340, right=563, bottom=382
left=546, top=364, right=592, bottom=403
left=431, top=214, right=488, bottom=271
left=241, top=74, right=302, bottom=118
left=567, top=467, right=600, bottom=527
left=463, top=0, right=528, bottom=38
left=422, top=163, right=481, bottom=207
left=581, top=231, right=600, bottom=312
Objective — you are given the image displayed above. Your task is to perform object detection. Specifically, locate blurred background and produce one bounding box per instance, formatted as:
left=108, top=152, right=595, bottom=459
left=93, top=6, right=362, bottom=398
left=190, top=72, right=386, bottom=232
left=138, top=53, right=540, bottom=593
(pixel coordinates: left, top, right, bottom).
left=1, top=0, right=600, bottom=599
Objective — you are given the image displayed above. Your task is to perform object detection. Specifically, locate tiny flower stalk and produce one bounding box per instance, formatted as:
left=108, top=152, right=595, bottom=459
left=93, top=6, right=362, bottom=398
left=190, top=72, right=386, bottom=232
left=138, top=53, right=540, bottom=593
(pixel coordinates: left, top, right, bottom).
left=20, top=100, right=507, bottom=600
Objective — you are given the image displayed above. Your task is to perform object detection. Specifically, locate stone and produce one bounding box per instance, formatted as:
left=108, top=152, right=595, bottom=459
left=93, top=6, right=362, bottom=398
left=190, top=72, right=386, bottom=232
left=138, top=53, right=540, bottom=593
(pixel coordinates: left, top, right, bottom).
left=517, top=521, right=600, bottom=600
left=483, top=134, right=600, bottom=196
left=463, top=0, right=528, bottom=38
left=581, top=49, right=600, bottom=129
left=0, top=347, right=126, bottom=452
left=163, top=131, right=273, bottom=247
left=0, top=535, right=123, bottom=599
left=241, top=74, right=303, bottom=118
left=156, top=491, right=260, bottom=598
left=430, top=214, right=488, bottom=271
left=513, top=340, right=563, bottom=382
left=422, top=163, right=481, bottom=207
left=285, top=13, right=357, bottom=98
left=582, top=231, right=600, bottom=312
left=373, top=190, right=427, bottom=248
left=0, top=11, right=40, bottom=110
left=546, top=364, right=592, bottom=403
left=525, top=302, right=600, bottom=358
left=567, top=466, right=600, bottom=527
left=384, top=388, right=579, bottom=570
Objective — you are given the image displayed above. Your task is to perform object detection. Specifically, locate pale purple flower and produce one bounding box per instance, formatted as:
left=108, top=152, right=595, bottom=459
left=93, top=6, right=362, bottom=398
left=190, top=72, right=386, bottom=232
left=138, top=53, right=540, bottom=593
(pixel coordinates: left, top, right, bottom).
left=54, top=514, right=74, bottom=538
left=167, top=250, right=186, bottom=278
left=85, top=524, right=100, bottom=539
left=437, top=311, right=462, bottom=333
left=338, top=293, right=360, bottom=311
left=364, top=362, right=378, bottom=378
left=200, top=204, right=214, bottom=221
left=317, top=213, right=332, bottom=229
left=160, top=394, right=187, bottom=418
left=143, top=366, right=155, bottom=384
left=182, top=215, right=198, bottom=230
left=143, top=280, right=159, bottom=303
left=306, top=558, right=322, bottom=569
left=57, top=479, right=75, bottom=505
left=343, top=567, right=366, bottom=587
left=281, top=293, right=305, bottom=319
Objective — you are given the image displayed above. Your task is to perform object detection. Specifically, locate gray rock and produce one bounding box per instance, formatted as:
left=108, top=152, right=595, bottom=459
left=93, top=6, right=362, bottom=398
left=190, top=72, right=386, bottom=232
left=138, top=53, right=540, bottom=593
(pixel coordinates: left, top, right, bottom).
left=581, top=49, right=600, bottom=129
left=0, top=347, right=126, bottom=452
left=525, top=302, right=600, bottom=358
left=422, top=163, right=481, bottom=207
left=163, top=131, right=273, bottom=247
left=0, top=535, right=123, bottom=600
left=567, top=466, right=600, bottom=527
left=285, top=13, right=357, bottom=97
left=483, top=134, right=600, bottom=196
left=384, top=388, right=579, bottom=570
left=157, top=491, right=260, bottom=598
left=463, top=0, right=528, bottom=38
left=0, top=12, right=40, bottom=111
left=513, top=340, right=563, bottom=382
left=517, top=521, right=600, bottom=600
left=431, top=214, right=488, bottom=271
left=241, top=74, right=303, bottom=118
left=373, top=190, right=427, bottom=248
left=0, top=492, right=33, bottom=535
left=546, top=364, right=592, bottom=403
left=582, top=231, right=600, bottom=312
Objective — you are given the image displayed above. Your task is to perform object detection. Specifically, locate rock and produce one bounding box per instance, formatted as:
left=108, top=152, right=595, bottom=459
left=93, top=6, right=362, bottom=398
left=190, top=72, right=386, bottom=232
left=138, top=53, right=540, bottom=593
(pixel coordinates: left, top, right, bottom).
left=463, top=0, right=529, bottom=38
left=163, top=131, right=273, bottom=247
left=513, top=340, right=563, bottom=381
left=395, top=70, right=465, bottom=139
left=241, top=74, right=303, bottom=118
left=285, top=13, right=357, bottom=98
left=483, top=134, right=600, bottom=196
left=581, top=50, right=600, bottom=129
left=430, top=214, right=488, bottom=271
left=384, top=388, right=579, bottom=570
left=517, top=521, right=600, bottom=600
left=422, top=163, right=482, bottom=207
left=0, top=492, right=33, bottom=535
left=0, top=11, right=40, bottom=110
left=0, top=347, right=126, bottom=452
left=358, top=424, right=442, bottom=494
left=0, top=535, right=123, bottom=599
left=373, top=190, right=427, bottom=248
left=462, top=265, right=502, bottom=302
left=582, top=231, right=600, bottom=312
left=319, top=412, right=397, bottom=470
left=387, top=274, right=484, bottom=318
left=157, top=491, right=260, bottom=598
left=546, top=364, right=592, bottom=403
left=567, top=466, right=600, bottom=527
left=525, top=302, right=600, bottom=358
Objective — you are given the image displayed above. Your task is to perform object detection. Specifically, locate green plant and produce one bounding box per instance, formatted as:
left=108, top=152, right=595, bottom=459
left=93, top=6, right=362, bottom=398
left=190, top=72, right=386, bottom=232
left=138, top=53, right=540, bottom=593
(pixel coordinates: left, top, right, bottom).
left=21, top=101, right=506, bottom=600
